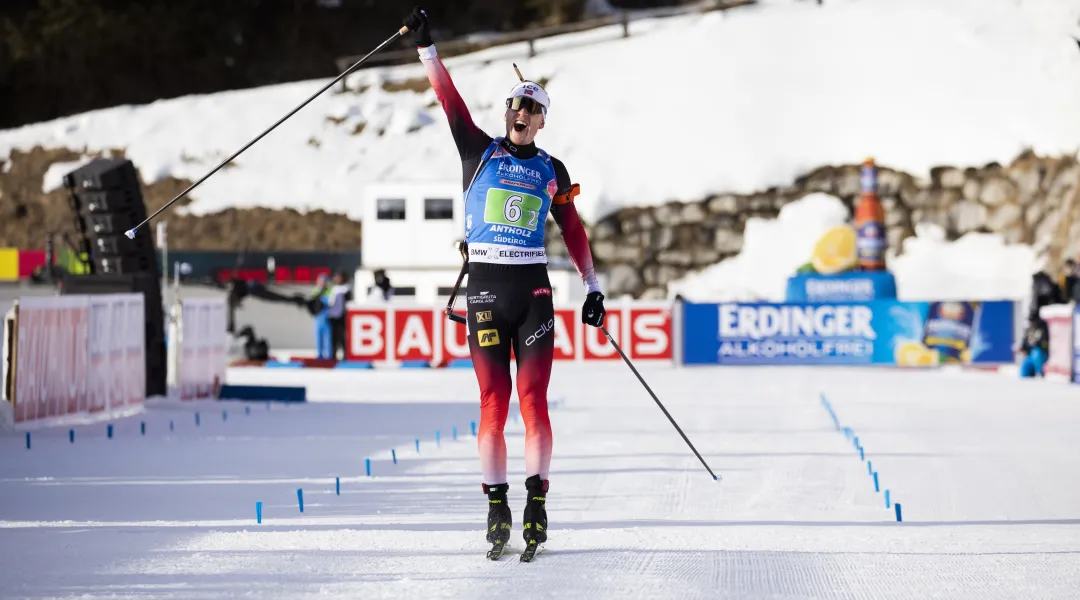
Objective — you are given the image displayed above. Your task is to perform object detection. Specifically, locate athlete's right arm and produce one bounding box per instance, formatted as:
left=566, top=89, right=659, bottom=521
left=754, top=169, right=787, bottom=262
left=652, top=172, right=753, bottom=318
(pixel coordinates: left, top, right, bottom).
left=418, top=45, right=493, bottom=161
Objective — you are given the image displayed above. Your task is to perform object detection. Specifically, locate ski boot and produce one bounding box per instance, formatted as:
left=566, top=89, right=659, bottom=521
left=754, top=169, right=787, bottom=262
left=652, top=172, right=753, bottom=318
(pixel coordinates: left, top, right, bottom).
left=520, top=475, right=549, bottom=562
left=484, top=483, right=512, bottom=560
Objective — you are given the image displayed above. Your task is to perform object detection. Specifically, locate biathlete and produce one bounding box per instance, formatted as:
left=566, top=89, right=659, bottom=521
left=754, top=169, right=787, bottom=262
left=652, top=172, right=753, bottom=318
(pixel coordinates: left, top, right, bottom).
left=403, top=7, right=607, bottom=559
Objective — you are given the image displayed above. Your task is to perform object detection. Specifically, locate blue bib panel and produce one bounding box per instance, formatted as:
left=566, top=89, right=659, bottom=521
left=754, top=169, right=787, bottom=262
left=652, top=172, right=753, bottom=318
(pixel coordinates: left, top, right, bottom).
left=464, top=138, right=560, bottom=265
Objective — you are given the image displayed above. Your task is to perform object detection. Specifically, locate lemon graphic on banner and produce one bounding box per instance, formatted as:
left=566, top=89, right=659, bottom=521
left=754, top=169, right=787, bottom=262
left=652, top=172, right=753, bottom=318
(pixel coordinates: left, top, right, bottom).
left=895, top=340, right=940, bottom=367
left=810, top=225, right=858, bottom=275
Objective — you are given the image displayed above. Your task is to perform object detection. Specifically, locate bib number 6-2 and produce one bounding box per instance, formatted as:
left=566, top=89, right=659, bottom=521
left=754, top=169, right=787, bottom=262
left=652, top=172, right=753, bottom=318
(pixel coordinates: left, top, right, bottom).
left=503, top=194, right=539, bottom=228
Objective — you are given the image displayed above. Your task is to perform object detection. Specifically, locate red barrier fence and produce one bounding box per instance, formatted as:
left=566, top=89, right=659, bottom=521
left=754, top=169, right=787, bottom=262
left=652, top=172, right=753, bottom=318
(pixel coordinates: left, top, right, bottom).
left=345, top=302, right=675, bottom=365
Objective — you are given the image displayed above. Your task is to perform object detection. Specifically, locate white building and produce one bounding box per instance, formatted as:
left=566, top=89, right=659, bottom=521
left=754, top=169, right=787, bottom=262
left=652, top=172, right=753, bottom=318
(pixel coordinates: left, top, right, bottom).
left=353, top=182, right=607, bottom=307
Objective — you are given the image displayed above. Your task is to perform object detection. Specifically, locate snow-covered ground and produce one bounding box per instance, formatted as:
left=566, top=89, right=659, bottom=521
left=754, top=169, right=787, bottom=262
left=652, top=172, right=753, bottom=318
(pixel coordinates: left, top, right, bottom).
left=3, top=364, right=1080, bottom=599
left=667, top=192, right=1041, bottom=302
left=1, top=0, right=1078, bottom=225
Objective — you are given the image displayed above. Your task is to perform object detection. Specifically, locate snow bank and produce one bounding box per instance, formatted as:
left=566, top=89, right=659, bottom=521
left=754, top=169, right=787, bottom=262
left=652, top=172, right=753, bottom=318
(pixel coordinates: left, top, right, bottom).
left=667, top=192, right=1040, bottom=302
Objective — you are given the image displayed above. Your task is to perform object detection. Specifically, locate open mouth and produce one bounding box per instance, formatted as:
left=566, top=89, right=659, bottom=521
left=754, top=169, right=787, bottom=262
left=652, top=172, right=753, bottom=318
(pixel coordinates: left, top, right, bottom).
left=513, top=120, right=528, bottom=133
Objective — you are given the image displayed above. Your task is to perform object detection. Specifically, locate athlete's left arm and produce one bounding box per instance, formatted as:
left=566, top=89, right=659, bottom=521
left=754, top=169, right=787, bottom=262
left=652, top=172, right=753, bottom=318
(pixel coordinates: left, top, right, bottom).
left=549, top=157, right=602, bottom=294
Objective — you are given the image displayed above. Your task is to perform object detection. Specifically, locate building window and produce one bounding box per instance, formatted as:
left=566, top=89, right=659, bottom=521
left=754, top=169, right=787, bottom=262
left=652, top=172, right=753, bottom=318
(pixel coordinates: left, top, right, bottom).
left=424, top=198, right=454, bottom=220
left=392, top=286, right=416, bottom=296
left=437, top=286, right=457, bottom=296
left=377, top=198, right=406, bottom=220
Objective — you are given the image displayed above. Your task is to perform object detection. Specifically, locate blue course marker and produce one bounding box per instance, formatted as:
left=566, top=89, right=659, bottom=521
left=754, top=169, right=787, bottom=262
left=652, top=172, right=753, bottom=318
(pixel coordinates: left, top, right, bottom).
left=69, top=429, right=75, bottom=443
left=336, top=477, right=340, bottom=496
left=107, top=424, right=114, bottom=439
left=297, top=488, right=304, bottom=513
left=415, top=439, right=420, bottom=453
left=895, top=503, right=903, bottom=522
left=256, top=501, right=263, bottom=523
left=868, top=461, right=872, bottom=475
left=195, top=413, right=201, bottom=427
left=141, top=422, right=146, bottom=436
left=470, top=421, right=477, bottom=436
left=391, top=449, right=397, bottom=464
left=436, top=430, right=441, bottom=447
left=453, top=426, right=457, bottom=441
left=169, top=420, right=174, bottom=432
left=885, top=489, right=891, bottom=508
left=366, top=458, right=371, bottom=477
left=25, top=432, right=30, bottom=450
left=873, top=472, right=879, bottom=492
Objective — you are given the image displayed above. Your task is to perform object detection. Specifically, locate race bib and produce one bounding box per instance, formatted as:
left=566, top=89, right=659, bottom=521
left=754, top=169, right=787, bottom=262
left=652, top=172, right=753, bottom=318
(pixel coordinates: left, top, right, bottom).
left=484, top=188, right=544, bottom=232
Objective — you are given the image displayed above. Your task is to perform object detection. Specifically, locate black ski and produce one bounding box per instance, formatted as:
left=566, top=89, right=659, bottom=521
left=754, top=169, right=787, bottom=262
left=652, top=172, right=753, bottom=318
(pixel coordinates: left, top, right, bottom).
left=519, top=541, right=544, bottom=562
left=486, top=541, right=510, bottom=560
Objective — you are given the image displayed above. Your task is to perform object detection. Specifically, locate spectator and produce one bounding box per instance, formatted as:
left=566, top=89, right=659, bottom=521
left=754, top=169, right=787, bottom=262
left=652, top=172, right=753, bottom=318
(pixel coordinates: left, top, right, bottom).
left=327, top=271, right=352, bottom=360
left=1018, top=310, right=1050, bottom=378
left=369, top=269, right=394, bottom=303
left=1062, top=258, right=1080, bottom=303
left=1030, top=270, right=1064, bottom=314
left=310, top=273, right=332, bottom=359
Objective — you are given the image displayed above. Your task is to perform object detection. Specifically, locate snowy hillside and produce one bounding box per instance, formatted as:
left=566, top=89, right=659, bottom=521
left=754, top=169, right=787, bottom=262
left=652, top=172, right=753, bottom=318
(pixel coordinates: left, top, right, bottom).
left=1, top=0, right=1079, bottom=226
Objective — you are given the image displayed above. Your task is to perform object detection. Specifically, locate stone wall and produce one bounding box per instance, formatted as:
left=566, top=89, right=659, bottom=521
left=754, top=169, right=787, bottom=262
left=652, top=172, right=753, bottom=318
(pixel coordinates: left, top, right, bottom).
left=547, top=150, right=1080, bottom=299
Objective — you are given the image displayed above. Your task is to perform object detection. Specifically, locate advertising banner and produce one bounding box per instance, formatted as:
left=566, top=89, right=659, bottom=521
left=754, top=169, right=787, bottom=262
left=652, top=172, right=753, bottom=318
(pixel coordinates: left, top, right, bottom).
left=682, top=300, right=1014, bottom=367
left=1040, top=303, right=1074, bottom=380
left=1073, top=304, right=1080, bottom=384
left=176, top=298, right=228, bottom=400
left=13, top=294, right=144, bottom=424
left=345, top=302, right=674, bottom=365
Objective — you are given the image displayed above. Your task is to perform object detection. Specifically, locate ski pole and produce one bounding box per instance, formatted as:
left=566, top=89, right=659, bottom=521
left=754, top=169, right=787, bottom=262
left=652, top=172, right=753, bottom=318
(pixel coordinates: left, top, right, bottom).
left=125, top=23, right=412, bottom=240
left=444, top=241, right=468, bottom=325
left=600, top=324, right=720, bottom=481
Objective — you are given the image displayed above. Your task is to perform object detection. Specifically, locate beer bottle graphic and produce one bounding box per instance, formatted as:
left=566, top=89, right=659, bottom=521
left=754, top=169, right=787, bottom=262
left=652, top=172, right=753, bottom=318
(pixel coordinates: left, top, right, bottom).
left=855, top=157, right=887, bottom=271
left=922, top=301, right=980, bottom=364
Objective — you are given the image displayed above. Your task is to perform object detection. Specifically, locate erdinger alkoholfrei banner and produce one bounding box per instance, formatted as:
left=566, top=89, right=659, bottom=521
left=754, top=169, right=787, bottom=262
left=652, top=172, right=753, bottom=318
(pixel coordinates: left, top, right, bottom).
left=681, top=300, right=1015, bottom=367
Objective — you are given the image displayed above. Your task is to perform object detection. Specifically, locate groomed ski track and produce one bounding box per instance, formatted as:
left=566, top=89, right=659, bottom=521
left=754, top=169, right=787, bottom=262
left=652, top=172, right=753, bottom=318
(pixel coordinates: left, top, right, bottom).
left=3, top=364, right=1079, bottom=599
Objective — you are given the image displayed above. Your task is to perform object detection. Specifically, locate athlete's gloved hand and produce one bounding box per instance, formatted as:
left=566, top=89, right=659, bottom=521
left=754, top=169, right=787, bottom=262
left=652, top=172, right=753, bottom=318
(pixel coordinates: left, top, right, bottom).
left=582, top=292, right=606, bottom=328
left=403, top=6, right=433, bottom=48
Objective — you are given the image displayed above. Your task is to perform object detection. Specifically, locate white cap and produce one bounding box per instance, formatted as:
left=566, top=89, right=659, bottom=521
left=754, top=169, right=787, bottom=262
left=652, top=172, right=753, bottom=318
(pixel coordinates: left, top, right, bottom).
left=508, top=81, right=549, bottom=114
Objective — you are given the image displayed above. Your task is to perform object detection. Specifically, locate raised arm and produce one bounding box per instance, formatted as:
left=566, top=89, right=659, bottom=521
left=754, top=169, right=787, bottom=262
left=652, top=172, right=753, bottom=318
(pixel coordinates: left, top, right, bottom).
left=405, top=9, right=492, bottom=162
left=549, top=157, right=601, bottom=295
left=418, top=47, right=492, bottom=161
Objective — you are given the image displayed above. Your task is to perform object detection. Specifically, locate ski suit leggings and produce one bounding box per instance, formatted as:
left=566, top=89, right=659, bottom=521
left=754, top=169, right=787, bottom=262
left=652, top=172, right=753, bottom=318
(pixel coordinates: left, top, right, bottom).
left=466, top=263, right=555, bottom=486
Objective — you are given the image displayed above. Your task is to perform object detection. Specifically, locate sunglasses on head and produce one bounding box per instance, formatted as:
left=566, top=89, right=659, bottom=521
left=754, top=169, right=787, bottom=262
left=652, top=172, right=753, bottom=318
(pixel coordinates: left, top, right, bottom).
left=506, top=96, right=545, bottom=115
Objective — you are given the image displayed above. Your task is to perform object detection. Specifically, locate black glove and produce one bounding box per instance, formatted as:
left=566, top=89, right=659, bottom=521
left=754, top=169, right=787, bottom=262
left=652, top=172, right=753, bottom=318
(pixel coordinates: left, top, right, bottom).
left=403, top=6, right=433, bottom=48
left=582, top=291, right=606, bottom=328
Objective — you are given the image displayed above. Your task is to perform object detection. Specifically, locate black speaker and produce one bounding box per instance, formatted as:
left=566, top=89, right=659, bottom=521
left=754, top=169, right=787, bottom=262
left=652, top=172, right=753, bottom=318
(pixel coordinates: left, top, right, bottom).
left=62, top=158, right=140, bottom=193
left=61, top=159, right=167, bottom=398
left=63, top=158, right=159, bottom=279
